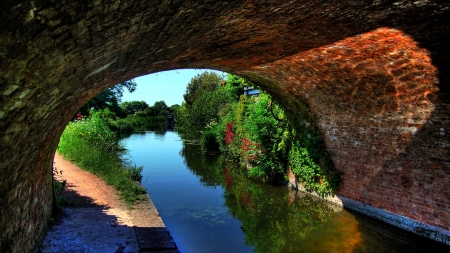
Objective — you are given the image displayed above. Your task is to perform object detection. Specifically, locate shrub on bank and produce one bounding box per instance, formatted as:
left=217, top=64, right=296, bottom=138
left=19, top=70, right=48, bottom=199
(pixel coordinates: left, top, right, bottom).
left=200, top=92, right=342, bottom=196
left=179, top=72, right=342, bottom=196
left=201, top=129, right=220, bottom=152
left=97, top=108, right=166, bottom=134
left=58, top=112, right=146, bottom=206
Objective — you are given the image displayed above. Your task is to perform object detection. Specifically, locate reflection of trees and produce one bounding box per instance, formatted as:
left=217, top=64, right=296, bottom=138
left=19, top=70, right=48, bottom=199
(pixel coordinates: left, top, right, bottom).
left=150, top=123, right=168, bottom=135
left=179, top=141, right=354, bottom=253
left=224, top=168, right=338, bottom=253
left=179, top=143, right=225, bottom=187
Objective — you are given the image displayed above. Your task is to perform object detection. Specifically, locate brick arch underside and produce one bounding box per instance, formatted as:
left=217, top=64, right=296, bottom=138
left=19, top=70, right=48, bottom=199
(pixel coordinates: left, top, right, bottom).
left=0, top=1, right=449, bottom=252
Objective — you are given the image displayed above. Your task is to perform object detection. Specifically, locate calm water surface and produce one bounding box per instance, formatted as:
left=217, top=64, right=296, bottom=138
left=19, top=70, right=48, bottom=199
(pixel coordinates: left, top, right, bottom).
left=120, top=129, right=449, bottom=253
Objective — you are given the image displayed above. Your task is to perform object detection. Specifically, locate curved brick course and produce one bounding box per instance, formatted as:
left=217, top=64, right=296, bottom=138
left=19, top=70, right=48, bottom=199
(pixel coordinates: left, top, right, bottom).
left=0, top=1, right=449, bottom=252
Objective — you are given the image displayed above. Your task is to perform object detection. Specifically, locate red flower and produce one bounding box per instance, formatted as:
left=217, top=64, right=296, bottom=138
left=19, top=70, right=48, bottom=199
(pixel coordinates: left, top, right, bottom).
left=224, top=122, right=235, bottom=145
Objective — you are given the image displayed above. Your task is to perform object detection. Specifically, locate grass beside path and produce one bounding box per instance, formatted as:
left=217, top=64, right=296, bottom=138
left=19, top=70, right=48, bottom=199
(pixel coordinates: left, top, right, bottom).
left=57, top=112, right=146, bottom=206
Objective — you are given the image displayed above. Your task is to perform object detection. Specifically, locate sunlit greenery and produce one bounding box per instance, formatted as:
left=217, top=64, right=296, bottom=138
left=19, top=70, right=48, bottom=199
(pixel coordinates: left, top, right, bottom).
left=178, top=71, right=341, bottom=196
left=58, top=111, right=146, bottom=206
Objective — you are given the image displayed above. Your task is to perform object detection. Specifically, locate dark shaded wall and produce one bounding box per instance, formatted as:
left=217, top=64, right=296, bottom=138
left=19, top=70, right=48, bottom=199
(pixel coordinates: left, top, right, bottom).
left=0, top=1, right=449, bottom=252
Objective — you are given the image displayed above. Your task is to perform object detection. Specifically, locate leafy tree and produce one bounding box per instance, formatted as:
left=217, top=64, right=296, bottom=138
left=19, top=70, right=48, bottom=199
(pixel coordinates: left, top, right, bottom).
left=187, top=88, right=234, bottom=132
left=178, top=73, right=245, bottom=133
left=223, top=74, right=248, bottom=100
left=151, top=101, right=170, bottom=116
left=142, top=107, right=157, bottom=117
left=120, top=101, right=149, bottom=115
left=183, top=71, right=223, bottom=107
left=80, top=80, right=137, bottom=116
left=169, top=104, right=180, bottom=113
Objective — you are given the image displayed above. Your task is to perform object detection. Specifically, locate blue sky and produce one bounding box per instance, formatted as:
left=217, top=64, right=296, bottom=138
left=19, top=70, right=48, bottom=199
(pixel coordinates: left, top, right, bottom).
left=121, top=69, right=225, bottom=107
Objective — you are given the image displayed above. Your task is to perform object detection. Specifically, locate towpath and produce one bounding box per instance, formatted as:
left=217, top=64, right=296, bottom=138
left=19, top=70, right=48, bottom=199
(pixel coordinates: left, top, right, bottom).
left=37, top=153, right=179, bottom=253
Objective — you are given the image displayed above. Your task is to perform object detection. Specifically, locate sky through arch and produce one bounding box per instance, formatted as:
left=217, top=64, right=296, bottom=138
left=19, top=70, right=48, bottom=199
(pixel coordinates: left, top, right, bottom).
left=121, top=69, right=225, bottom=107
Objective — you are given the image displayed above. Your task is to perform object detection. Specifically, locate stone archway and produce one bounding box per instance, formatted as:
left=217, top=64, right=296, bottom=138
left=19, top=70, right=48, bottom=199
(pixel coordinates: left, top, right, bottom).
left=1, top=1, right=449, bottom=252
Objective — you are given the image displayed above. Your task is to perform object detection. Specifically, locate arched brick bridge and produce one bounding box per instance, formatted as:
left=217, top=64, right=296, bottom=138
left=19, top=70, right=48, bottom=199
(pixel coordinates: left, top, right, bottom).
left=1, top=1, right=449, bottom=252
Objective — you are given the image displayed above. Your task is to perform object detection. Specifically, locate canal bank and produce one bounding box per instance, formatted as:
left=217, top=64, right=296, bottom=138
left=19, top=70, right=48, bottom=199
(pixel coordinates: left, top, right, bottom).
left=120, top=129, right=450, bottom=253
left=287, top=175, right=450, bottom=245
left=37, top=154, right=179, bottom=253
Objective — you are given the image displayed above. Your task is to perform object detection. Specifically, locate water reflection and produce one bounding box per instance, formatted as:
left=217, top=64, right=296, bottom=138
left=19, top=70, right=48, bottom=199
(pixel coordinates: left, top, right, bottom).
left=180, top=142, right=224, bottom=188
left=176, top=134, right=355, bottom=251
left=121, top=131, right=449, bottom=253
left=185, top=153, right=361, bottom=253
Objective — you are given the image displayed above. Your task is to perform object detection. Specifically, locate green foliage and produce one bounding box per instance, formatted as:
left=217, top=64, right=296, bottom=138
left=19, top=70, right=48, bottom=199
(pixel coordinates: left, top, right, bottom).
left=183, top=71, right=223, bottom=107
left=240, top=94, right=289, bottom=182
left=201, top=128, right=220, bottom=152
left=152, top=100, right=170, bottom=116
left=58, top=112, right=146, bottom=206
left=93, top=101, right=171, bottom=134
left=199, top=106, right=235, bottom=153
left=178, top=86, right=235, bottom=133
left=221, top=74, right=247, bottom=100
left=234, top=95, right=248, bottom=139
left=288, top=129, right=341, bottom=196
left=108, top=114, right=166, bottom=133
left=127, top=164, right=144, bottom=182
left=120, top=100, right=149, bottom=115
left=237, top=93, right=341, bottom=194
left=182, top=72, right=341, bottom=195
left=178, top=72, right=248, bottom=134
left=80, top=80, right=137, bottom=117
left=169, top=104, right=180, bottom=114
left=61, top=110, right=120, bottom=152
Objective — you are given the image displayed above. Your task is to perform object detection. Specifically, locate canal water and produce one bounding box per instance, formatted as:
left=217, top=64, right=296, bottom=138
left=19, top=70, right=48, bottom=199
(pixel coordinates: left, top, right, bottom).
left=120, top=129, right=449, bottom=253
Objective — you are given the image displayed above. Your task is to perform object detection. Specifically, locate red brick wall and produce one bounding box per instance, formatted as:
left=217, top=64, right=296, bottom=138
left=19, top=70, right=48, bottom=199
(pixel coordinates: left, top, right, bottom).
left=244, top=28, right=449, bottom=231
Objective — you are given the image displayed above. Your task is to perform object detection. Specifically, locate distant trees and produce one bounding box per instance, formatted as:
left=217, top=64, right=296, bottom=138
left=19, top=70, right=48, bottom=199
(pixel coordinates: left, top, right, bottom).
left=120, top=101, right=149, bottom=115
left=119, top=100, right=178, bottom=117
left=152, top=101, right=169, bottom=116
left=79, top=77, right=180, bottom=118
left=80, top=80, right=137, bottom=117
left=169, top=104, right=180, bottom=113
left=76, top=78, right=182, bottom=133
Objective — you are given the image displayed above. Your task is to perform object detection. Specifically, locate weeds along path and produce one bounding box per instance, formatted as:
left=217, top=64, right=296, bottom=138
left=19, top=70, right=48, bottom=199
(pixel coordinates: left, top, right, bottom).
left=53, top=153, right=125, bottom=207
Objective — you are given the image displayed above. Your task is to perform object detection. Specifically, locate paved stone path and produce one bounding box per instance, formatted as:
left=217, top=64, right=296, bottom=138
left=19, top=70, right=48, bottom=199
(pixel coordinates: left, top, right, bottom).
left=37, top=154, right=179, bottom=253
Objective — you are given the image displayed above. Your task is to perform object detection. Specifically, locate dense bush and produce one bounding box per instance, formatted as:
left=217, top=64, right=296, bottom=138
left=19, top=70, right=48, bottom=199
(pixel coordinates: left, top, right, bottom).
left=179, top=72, right=342, bottom=195
left=95, top=107, right=167, bottom=134
left=288, top=127, right=342, bottom=196
left=58, top=112, right=146, bottom=206
left=200, top=128, right=220, bottom=152
left=242, top=94, right=289, bottom=181
left=177, top=87, right=235, bottom=133
left=223, top=93, right=341, bottom=194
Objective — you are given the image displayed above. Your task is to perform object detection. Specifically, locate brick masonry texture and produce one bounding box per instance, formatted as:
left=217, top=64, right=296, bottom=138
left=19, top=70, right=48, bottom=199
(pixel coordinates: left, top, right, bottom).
left=0, top=1, right=449, bottom=252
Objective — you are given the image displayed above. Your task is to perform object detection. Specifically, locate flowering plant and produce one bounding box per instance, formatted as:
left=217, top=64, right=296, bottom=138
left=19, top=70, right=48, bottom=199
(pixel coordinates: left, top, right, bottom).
left=224, top=122, right=235, bottom=145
